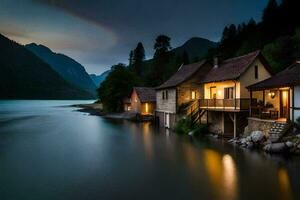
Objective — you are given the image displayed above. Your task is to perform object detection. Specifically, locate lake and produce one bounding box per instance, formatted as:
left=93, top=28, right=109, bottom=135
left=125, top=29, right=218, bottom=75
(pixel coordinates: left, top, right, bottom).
left=0, top=100, right=299, bottom=200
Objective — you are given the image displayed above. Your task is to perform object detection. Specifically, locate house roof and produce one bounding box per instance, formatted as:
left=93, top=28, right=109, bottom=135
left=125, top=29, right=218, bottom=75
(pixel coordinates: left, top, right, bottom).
left=156, top=60, right=208, bottom=90
left=133, top=87, right=156, bottom=102
left=247, top=62, right=300, bottom=90
left=200, top=50, right=272, bottom=83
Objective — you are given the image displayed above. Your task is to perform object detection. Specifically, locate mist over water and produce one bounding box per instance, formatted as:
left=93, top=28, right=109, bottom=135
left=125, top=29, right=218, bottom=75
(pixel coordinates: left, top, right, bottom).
left=0, top=100, right=299, bottom=200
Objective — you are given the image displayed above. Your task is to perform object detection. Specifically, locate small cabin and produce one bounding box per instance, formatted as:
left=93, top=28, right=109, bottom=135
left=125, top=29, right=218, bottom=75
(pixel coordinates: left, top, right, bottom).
left=130, top=87, right=156, bottom=115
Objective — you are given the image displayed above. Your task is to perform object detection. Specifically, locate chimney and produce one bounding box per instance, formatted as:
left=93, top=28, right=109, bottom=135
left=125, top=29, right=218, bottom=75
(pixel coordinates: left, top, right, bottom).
left=213, top=57, right=219, bottom=68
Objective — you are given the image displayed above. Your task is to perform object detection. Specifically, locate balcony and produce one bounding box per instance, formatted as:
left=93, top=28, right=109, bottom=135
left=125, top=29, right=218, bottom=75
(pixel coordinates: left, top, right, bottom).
left=199, top=98, right=252, bottom=111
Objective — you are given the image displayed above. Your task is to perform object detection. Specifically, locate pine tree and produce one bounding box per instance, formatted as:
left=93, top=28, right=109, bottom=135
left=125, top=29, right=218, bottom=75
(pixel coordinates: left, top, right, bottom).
left=132, top=42, right=145, bottom=76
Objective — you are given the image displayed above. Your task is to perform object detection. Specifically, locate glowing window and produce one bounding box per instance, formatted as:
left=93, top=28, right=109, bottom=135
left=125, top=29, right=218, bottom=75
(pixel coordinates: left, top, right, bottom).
left=145, top=103, right=149, bottom=113
left=191, top=91, right=196, bottom=100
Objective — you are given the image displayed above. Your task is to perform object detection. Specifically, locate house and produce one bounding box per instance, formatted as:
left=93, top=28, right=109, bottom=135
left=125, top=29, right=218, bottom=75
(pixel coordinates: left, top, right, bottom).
left=155, top=60, right=213, bottom=128
left=123, top=98, right=131, bottom=112
left=130, top=87, right=156, bottom=115
left=198, top=50, right=273, bottom=137
left=247, top=61, right=300, bottom=123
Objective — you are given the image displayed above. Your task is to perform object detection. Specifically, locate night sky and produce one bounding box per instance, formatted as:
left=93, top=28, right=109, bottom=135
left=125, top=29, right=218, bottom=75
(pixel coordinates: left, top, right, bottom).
left=0, top=0, right=268, bottom=74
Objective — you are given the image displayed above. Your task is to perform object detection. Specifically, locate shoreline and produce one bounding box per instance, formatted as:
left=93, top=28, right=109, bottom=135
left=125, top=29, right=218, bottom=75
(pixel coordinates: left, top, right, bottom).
left=72, top=103, right=136, bottom=119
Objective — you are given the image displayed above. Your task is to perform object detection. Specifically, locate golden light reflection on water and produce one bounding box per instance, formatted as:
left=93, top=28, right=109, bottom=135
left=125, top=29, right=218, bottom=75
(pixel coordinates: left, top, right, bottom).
left=278, top=168, right=293, bottom=200
left=203, top=150, right=238, bottom=200
left=142, top=122, right=153, bottom=160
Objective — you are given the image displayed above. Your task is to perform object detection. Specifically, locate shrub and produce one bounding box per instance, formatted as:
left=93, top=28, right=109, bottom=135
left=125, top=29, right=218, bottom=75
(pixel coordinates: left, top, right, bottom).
left=174, top=118, right=192, bottom=135
left=294, top=117, right=300, bottom=132
left=174, top=118, right=209, bottom=136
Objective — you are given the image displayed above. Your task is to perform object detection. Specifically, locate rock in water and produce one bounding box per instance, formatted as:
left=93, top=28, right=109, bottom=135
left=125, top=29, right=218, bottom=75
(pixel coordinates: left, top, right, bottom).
left=251, top=131, right=264, bottom=143
left=264, top=143, right=287, bottom=153
left=285, top=141, right=294, bottom=148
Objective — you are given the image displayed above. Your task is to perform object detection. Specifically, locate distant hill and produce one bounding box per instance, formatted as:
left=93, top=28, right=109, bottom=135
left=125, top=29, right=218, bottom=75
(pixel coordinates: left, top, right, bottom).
left=26, top=43, right=97, bottom=96
left=90, top=70, right=111, bottom=87
left=0, top=34, right=94, bottom=99
left=172, top=37, right=218, bottom=61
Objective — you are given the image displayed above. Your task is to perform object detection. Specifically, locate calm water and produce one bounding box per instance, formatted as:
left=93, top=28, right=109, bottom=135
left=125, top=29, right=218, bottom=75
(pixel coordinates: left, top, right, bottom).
left=0, top=100, right=299, bottom=200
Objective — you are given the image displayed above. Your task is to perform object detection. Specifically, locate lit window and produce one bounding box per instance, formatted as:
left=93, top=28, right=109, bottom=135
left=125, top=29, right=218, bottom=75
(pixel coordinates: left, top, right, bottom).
left=145, top=103, right=148, bottom=113
left=191, top=91, right=196, bottom=100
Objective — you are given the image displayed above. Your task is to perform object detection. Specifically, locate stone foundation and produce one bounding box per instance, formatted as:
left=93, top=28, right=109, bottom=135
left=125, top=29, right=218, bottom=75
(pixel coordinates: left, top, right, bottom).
left=245, top=117, right=275, bottom=137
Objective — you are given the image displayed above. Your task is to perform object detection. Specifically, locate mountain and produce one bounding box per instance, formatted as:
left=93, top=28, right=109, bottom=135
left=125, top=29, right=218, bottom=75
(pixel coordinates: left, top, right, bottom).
left=89, top=70, right=111, bottom=87
left=0, top=34, right=93, bottom=99
left=172, top=37, right=218, bottom=61
left=26, top=43, right=97, bottom=96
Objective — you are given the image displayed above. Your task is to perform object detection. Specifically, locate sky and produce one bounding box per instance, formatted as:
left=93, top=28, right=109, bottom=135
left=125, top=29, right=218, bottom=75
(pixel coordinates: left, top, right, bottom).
left=0, top=0, right=269, bottom=74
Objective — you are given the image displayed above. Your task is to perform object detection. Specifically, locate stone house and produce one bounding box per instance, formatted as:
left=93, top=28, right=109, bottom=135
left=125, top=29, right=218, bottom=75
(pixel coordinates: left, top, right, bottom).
left=198, top=50, right=273, bottom=137
left=155, top=60, right=212, bottom=128
left=130, top=87, right=156, bottom=115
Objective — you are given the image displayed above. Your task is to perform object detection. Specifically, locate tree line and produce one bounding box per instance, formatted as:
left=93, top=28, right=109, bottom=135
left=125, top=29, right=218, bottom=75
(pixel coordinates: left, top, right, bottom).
left=98, top=0, right=300, bottom=112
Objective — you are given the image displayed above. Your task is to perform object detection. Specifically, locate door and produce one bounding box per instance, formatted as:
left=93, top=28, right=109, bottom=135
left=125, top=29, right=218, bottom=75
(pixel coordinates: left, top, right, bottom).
left=210, top=87, right=217, bottom=99
left=165, top=113, right=170, bottom=128
left=280, top=90, right=289, bottom=119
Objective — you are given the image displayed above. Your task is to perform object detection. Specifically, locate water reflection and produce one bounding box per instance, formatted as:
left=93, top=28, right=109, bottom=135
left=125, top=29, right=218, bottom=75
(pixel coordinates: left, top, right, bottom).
left=278, top=168, right=293, bottom=200
left=142, top=122, right=154, bottom=160
left=203, top=150, right=238, bottom=200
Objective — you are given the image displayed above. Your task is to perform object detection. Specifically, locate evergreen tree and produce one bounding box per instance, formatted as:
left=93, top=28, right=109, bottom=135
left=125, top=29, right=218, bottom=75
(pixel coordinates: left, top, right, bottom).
left=150, top=35, right=172, bottom=85
left=154, top=35, right=172, bottom=58
left=132, top=42, right=145, bottom=76
left=263, top=0, right=278, bottom=23
left=128, top=50, right=134, bottom=67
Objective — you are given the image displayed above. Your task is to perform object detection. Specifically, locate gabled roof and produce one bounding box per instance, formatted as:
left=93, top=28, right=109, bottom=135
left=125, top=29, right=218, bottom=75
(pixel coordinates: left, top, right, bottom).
left=200, top=50, right=272, bottom=83
left=133, top=87, right=156, bottom=102
left=156, top=60, right=209, bottom=90
left=247, top=62, right=300, bottom=90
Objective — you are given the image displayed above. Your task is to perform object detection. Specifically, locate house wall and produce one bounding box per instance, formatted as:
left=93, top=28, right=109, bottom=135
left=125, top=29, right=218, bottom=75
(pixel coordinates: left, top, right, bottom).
left=130, top=89, right=141, bottom=113
left=156, top=88, right=177, bottom=113
left=204, top=81, right=241, bottom=99
left=155, top=111, right=177, bottom=128
left=240, top=58, right=272, bottom=98
left=293, top=86, right=300, bottom=121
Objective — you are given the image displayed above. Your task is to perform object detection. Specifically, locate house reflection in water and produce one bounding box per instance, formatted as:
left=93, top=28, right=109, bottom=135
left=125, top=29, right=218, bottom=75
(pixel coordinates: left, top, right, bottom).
left=278, top=168, right=293, bottom=200
left=203, top=150, right=238, bottom=200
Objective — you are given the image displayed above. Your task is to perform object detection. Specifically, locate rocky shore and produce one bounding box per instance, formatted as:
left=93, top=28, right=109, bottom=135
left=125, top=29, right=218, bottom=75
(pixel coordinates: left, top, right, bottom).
left=228, top=131, right=300, bottom=155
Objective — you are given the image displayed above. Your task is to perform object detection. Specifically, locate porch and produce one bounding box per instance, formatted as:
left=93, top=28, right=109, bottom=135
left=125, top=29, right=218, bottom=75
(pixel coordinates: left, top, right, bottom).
left=249, top=87, right=291, bottom=122
left=199, top=98, right=252, bottom=111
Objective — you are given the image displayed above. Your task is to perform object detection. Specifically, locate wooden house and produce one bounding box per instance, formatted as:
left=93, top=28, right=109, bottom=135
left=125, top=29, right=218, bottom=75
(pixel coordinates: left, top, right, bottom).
left=155, top=60, right=212, bottom=128
left=197, top=51, right=273, bottom=137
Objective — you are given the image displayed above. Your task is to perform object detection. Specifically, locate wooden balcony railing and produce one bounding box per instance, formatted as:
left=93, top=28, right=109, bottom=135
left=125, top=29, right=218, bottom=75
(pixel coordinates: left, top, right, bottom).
left=199, top=98, right=252, bottom=110
left=250, top=106, right=279, bottom=119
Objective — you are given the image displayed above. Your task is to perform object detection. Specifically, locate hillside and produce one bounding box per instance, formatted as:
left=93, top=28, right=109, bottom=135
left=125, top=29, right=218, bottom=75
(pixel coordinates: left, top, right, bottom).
left=26, top=43, right=97, bottom=96
left=0, top=34, right=94, bottom=99
left=172, top=37, right=218, bottom=61
left=90, top=70, right=111, bottom=87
